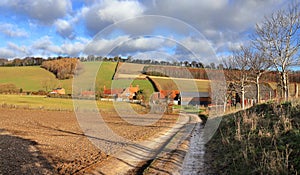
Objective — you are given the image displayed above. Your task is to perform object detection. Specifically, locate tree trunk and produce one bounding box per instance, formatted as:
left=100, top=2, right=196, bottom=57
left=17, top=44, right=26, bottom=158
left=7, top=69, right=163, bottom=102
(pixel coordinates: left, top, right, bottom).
left=295, top=83, right=299, bottom=98
left=223, top=96, right=227, bottom=113
left=256, top=75, right=260, bottom=104
left=241, top=82, right=245, bottom=109
left=282, top=72, right=288, bottom=101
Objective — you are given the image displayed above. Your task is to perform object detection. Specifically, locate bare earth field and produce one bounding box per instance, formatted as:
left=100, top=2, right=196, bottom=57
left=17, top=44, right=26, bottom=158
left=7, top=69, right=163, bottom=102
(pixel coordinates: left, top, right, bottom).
left=0, top=108, right=178, bottom=174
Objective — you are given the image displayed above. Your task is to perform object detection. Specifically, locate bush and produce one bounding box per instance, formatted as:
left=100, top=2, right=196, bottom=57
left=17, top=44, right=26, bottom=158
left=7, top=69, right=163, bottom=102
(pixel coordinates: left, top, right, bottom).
left=0, top=83, right=19, bottom=94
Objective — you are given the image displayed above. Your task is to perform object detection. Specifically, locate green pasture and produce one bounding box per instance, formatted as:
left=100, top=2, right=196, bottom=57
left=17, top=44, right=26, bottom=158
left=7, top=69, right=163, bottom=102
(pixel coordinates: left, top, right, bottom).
left=0, top=66, right=72, bottom=93
left=0, top=94, right=148, bottom=112
left=0, top=62, right=154, bottom=97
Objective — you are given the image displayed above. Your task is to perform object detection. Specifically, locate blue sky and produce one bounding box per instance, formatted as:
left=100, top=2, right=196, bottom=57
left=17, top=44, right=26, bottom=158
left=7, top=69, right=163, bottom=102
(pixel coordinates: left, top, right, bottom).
left=0, top=0, right=288, bottom=64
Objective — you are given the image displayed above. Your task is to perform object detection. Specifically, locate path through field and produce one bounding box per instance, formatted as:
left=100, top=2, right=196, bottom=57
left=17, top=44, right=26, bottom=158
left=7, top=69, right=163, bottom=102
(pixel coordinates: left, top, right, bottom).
left=181, top=123, right=207, bottom=174
left=82, top=113, right=200, bottom=174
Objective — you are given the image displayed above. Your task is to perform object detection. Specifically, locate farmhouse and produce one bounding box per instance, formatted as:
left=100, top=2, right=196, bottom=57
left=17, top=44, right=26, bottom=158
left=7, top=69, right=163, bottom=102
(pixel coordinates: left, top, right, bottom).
left=50, top=88, right=65, bottom=95
left=103, top=86, right=123, bottom=98
left=81, top=90, right=95, bottom=98
left=119, top=85, right=139, bottom=100
left=102, top=85, right=139, bottom=101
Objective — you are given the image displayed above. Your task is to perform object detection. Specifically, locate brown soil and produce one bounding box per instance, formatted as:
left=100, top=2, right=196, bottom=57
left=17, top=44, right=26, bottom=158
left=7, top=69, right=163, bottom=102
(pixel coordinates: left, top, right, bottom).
left=0, top=108, right=178, bottom=174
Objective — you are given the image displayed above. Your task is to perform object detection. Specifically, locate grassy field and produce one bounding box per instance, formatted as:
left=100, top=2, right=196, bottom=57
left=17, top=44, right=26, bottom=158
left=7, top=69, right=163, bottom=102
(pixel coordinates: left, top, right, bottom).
left=205, top=100, right=300, bottom=174
left=0, top=94, right=74, bottom=110
left=0, top=94, right=145, bottom=112
left=0, top=62, right=155, bottom=96
left=0, top=66, right=73, bottom=93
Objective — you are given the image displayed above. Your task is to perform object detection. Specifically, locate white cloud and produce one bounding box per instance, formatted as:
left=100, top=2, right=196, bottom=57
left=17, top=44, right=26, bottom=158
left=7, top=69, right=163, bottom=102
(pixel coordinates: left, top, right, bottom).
left=32, top=36, right=62, bottom=54
left=119, top=37, right=173, bottom=53
left=32, top=36, right=90, bottom=57
left=0, top=47, right=16, bottom=58
left=132, top=51, right=176, bottom=62
left=0, top=42, right=31, bottom=58
left=83, top=0, right=144, bottom=35
left=98, top=0, right=144, bottom=22
left=0, top=23, right=28, bottom=37
left=54, top=19, right=75, bottom=39
left=0, top=0, right=289, bottom=60
left=176, top=37, right=215, bottom=57
left=0, top=0, right=71, bottom=24
left=84, top=35, right=130, bottom=55
left=7, top=42, right=31, bottom=56
left=61, top=42, right=86, bottom=56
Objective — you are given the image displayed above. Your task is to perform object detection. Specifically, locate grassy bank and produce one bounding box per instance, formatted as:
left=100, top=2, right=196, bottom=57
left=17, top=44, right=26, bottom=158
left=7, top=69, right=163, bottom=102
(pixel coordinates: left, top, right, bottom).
left=205, top=100, right=300, bottom=174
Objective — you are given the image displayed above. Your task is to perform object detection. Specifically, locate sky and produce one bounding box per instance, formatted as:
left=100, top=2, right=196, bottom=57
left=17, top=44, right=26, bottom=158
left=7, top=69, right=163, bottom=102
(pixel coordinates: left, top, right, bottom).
left=0, top=0, right=288, bottom=64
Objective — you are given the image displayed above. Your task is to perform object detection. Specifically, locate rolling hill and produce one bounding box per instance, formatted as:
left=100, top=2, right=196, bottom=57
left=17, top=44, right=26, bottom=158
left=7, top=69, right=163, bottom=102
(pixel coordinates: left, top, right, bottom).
left=0, top=62, right=155, bottom=96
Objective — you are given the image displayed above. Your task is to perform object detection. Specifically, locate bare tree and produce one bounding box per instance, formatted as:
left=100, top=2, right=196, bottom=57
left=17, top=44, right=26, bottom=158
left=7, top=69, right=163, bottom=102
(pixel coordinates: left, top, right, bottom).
left=243, top=46, right=272, bottom=103
left=224, top=47, right=250, bottom=110
left=253, top=2, right=300, bottom=100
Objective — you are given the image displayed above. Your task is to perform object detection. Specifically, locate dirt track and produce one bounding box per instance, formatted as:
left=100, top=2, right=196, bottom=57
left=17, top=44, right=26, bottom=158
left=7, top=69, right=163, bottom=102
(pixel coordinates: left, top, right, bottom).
left=0, top=108, right=178, bottom=174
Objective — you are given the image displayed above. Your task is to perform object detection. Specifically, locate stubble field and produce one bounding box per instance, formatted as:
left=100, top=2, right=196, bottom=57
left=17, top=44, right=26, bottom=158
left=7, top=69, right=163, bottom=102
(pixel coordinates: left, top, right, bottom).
left=0, top=107, right=178, bottom=174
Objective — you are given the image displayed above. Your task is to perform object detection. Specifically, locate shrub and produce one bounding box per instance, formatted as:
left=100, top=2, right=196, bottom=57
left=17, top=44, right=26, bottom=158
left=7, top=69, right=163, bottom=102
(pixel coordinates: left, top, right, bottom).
left=0, top=83, right=19, bottom=94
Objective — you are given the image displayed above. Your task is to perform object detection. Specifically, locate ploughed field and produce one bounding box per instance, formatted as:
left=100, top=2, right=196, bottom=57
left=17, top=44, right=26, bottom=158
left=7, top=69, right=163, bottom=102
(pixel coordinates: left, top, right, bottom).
left=0, top=108, right=178, bottom=174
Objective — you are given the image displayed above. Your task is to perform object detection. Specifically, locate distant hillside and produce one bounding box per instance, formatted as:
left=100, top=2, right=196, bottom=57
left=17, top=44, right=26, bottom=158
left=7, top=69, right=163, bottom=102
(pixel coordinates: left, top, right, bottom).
left=0, top=66, right=72, bottom=93
left=0, top=62, right=118, bottom=94
left=0, top=62, right=155, bottom=96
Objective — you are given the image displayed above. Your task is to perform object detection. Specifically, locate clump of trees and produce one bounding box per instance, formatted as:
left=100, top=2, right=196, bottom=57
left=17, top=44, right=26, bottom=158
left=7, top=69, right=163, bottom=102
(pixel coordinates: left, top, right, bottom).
left=0, top=57, right=44, bottom=66
left=224, top=1, right=300, bottom=106
left=41, top=58, right=82, bottom=79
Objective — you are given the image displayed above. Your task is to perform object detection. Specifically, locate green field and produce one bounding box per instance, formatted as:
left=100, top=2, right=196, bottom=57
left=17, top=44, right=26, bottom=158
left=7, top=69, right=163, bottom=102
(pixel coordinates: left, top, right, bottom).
left=0, top=66, right=73, bottom=93
left=0, top=62, right=155, bottom=96
left=0, top=94, right=142, bottom=112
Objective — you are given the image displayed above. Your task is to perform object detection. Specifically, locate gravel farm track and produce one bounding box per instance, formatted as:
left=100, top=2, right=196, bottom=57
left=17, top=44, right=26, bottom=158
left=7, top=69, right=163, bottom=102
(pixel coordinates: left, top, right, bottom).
left=0, top=107, right=186, bottom=174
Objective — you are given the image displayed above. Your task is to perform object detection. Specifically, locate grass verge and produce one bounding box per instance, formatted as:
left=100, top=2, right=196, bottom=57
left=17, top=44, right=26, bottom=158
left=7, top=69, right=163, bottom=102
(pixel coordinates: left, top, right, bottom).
left=205, top=100, right=300, bottom=174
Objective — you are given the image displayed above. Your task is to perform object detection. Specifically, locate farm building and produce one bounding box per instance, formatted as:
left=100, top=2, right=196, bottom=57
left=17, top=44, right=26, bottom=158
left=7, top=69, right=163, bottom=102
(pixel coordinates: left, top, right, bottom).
left=50, top=88, right=65, bottom=95
left=81, top=90, right=95, bottom=98
left=150, top=90, right=211, bottom=106
left=119, top=85, right=139, bottom=100
left=180, top=92, right=210, bottom=106
left=103, top=86, right=124, bottom=98
left=102, top=85, right=139, bottom=101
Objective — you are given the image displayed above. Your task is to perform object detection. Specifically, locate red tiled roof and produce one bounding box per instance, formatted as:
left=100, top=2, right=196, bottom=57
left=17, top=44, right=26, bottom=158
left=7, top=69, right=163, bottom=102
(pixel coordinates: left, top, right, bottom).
left=103, top=89, right=124, bottom=95
left=159, top=90, right=180, bottom=99
left=81, top=91, right=95, bottom=96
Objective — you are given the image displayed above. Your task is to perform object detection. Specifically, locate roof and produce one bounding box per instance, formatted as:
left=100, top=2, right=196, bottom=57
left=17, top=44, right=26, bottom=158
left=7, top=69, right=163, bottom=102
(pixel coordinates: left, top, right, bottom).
left=129, top=86, right=139, bottom=93
left=180, top=92, right=209, bottom=98
left=103, top=88, right=124, bottom=95
left=159, top=90, right=180, bottom=99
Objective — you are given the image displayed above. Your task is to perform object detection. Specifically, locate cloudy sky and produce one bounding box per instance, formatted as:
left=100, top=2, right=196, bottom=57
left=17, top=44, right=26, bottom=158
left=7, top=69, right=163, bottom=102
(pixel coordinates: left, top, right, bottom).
left=0, top=0, right=286, bottom=63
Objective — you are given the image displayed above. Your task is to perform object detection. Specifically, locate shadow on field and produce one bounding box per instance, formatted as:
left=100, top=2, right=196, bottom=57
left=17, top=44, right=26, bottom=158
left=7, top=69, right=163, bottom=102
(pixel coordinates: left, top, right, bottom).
left=0, top=129, right=54, bottom=174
